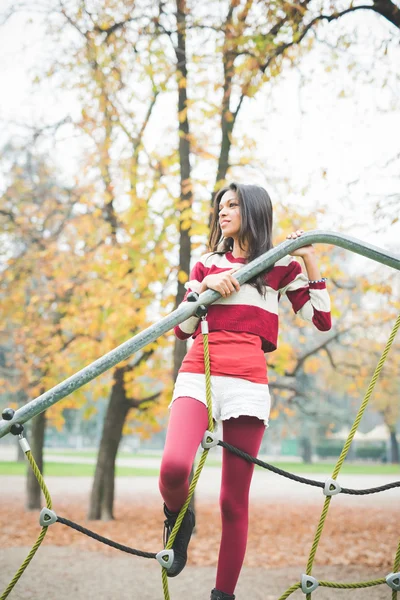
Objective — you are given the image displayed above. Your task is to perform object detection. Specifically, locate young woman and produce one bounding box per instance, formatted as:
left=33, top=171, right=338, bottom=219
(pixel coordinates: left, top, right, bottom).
left=158, top=182, right=331, bottom=600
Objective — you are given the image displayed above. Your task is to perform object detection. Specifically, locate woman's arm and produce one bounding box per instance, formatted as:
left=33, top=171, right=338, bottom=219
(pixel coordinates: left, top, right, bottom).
left=287, top=229, right=322, bottom=281
left=282, top=229, right=331, bottom=331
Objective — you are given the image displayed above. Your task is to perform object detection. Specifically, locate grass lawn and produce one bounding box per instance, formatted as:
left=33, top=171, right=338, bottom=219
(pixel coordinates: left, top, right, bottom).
left=41, top=450, right=400, bottom=476
left=0, top=461, right=160, bottom=477
left=0, top=457, right=399, bottom=477
left=45, top=450, right=161, bottom=460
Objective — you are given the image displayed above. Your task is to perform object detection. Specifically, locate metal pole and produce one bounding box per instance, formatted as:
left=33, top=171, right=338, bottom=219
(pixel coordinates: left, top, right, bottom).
left=1, top=230, right=399, bottom=438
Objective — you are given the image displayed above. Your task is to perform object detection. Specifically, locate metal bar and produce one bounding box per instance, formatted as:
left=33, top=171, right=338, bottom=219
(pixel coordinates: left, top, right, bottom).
left=1, top=230, right=399, bottom=439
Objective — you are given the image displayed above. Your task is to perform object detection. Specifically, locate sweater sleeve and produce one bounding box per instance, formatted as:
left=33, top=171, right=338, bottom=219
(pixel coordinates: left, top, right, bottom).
left=279, top=259, right=331, bottom=331
left=174, top=260, right=207, bottom=340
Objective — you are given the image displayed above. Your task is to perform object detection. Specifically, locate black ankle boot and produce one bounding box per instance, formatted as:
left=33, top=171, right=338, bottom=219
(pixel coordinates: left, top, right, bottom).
left=210, top=589, right=235, bottom=600
left=163, top=504, right=195, bottom=577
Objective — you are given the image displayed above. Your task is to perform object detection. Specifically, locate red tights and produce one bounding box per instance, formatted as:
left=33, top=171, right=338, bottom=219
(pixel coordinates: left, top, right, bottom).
left=158, top=396, right=265, bottom=595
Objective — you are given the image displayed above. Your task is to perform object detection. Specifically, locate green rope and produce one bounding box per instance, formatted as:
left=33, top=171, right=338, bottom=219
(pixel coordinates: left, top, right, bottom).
left=277, top=577, right=390, bottom=600
left=306, top=315, right=400, bottom=574
left=162, top=318, right=214, bottom=599
left=3, top=314, right=397, bottom=600
left=202, top=320, right=215, bottom=433
left=319, top=579, right=386, bottom=589
left=277, top=582, right=301, bottom=599
left=391, top=540, right=400, bottom=600
left=0, top=449, right=53, bottom=600
left=278, top=313, right=400, bottom=600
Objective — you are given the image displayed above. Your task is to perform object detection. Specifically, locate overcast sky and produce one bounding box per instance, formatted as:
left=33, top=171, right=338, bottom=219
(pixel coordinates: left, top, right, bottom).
left=0, top=5, right=399, bottom=274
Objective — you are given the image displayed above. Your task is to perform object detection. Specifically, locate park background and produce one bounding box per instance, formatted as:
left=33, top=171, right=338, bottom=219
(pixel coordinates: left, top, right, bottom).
left=0, top=1, right=399, bottom=599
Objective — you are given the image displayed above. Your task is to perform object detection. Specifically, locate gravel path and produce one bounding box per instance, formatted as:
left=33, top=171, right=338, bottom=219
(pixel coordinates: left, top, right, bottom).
left=1, top=468, right=398, bottom=600
left=0, top=546, right=394, bottom=600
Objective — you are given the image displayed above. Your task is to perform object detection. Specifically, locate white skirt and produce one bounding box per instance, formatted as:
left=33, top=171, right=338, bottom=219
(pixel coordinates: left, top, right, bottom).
left=170, top=372, right=271, bottom=427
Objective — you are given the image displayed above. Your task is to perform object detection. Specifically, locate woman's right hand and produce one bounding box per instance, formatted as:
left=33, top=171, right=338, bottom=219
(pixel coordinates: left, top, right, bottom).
left=200, top=269, right=241, bottom=297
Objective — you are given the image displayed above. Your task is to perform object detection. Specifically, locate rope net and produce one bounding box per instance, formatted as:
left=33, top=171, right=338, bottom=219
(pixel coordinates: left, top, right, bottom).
left=1, top=313, right=399, bottom=600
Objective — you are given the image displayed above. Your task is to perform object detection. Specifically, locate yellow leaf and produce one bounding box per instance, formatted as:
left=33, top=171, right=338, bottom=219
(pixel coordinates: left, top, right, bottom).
left=178, top=76, right=187, bottom=89
left=178, top=270, right=188, bottom=284
left=178, top=108, right=187, bottom=123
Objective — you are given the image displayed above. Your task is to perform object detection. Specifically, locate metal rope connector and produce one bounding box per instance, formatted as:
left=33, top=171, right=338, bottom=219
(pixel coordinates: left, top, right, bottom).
left=201, top=319, right=209, bottom=334
left=323, top=478, right=341, bottom=496
left=2, top=408, right=15, bottom=421
left=10, top=423, right=24, bottom=436
left=39, top=508, right=58, bottom=527
left=201, top=430, right=218, bottom=449
left=386, top=572, right=400, bottom=591
left=156, top=549, right=174, bottom=570
left=301, top=574, right=319, bottom=594
left=195, top=304, right=208, bottom=319
left=18, top=433, right=30, bottom=454
left=186, top=291, right=199, bottom=302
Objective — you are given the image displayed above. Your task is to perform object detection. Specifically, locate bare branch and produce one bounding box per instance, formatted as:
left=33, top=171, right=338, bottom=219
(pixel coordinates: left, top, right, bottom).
left=292, top=327, right=352, bottom=376
left=0, top=209, right=16, bottom=224
left=94, top=18, right=136, bottom=39
left=260, top=5, right=376, bottom=73
left=268, top=380, right=308, bottom=400
left=127, top=391, right=161, bottom=409
left=59, top=0, right=87, bottom=38
left=330, top=278, right=357, bottom=290
left=323, top=345, right=337, bottom=370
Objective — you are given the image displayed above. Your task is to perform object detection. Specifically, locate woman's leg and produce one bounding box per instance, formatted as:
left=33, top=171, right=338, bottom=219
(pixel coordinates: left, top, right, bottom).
left=159, top=396, right=209, bottom=513
left=215, top=416, right=265, bottom=595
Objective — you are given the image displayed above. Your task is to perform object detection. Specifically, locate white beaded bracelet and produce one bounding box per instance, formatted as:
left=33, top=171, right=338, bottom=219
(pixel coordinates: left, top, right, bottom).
left=308, top=277, right=327, bottom=284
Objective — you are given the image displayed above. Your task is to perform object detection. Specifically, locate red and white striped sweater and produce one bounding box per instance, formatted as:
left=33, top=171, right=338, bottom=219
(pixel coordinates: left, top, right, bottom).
left=174, top=251, right=331, bottom=353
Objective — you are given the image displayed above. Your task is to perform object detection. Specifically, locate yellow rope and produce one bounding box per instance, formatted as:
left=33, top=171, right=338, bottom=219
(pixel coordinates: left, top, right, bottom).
left=306, top=314, right=400, bottom=574
left=391, top=540, right=400, bottom=600
left=2, top=314, right=398, bottom=600
left=162, top=319, right=213, bottom=599
left=277, top=582, right=301, bottom=599
left=279, top=576, right=388, bottom=599
left=202, top=322, right=215, bottom=433
left=319, top=579, right=386, bottom=589
left=0, top=450, right=53, bottom=600
left=25, top=451, right=52, bottom=510
left=278, top=313, right=400, bottom=600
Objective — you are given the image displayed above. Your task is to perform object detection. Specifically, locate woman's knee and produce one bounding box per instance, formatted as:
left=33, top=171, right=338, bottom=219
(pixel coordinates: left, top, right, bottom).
left=159, top=457, right=192, bottom=491
left=219, top=492, right=248, bottom=522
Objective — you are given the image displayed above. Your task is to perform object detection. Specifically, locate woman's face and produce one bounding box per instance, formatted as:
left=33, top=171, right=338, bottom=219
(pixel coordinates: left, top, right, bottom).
left=218, top=190, right=241, bottom=239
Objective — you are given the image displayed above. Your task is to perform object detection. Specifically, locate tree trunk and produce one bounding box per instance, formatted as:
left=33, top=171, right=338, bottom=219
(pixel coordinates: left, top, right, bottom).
left=372, top=0, right=400, bottom=29
left=173, top=0, right=192, bottom=324
left=390, top=430, right=399, bottom=463
left=88, top=368, right=130, bottom=520
left=300, top=436, right=313, bottom=464
left=26, top=411, right=46, bottom=510
left=212, top=47, right=236, bottom=207
left=173, top=0, right=196, bottom=516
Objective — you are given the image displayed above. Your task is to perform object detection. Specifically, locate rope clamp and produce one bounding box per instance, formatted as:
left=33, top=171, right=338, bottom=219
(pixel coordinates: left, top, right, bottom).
left=386, top=572, right=400, bottom=591
left=18, top=433, right=31, bottom=454
left=2, top=407, right=15, bottom=421
left=156, top=549, right=174, bottom=570
left=186, top=291, right=199, bottom=302
left=323, top=478, right=341, bottom=496
left=39, top=508, right=58, bottom=527
left=201, top=430, right=219, bottom=449
left=201, top=319, right=209, bottom=334
left=195, top=304, right=208, bottom=319
left=301, top=574, right=319, bottom=594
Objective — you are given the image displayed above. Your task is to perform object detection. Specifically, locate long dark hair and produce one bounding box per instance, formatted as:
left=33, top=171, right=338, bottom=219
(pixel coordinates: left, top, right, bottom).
left=208, top=182, right=274, bottom=297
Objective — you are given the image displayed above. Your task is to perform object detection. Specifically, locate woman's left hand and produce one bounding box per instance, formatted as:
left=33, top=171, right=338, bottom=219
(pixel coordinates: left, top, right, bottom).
left=287, top=230, right=315, bottom=257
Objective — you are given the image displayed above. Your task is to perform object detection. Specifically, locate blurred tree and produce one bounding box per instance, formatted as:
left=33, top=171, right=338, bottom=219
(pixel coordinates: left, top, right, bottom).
left=1, top=0, right=398, bottom=516
left=0, top=141, right=88, bottom=508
